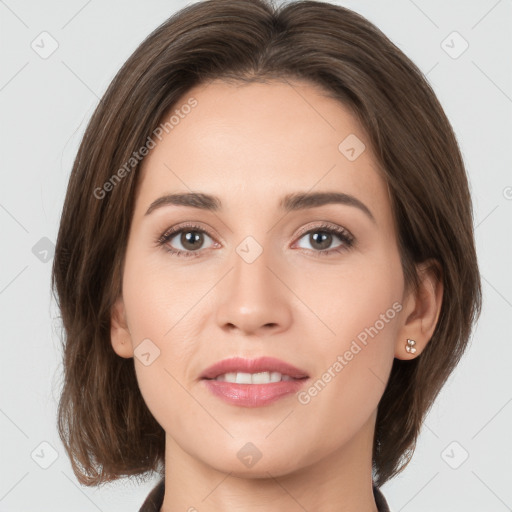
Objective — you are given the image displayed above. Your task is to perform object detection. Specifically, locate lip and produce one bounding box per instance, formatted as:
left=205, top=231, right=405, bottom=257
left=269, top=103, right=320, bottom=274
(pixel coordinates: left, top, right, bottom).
left=201, top=378, right=308, bottom=407
left=199, top=356, right=309, bottom=380
left=199, top=356, right=310, bottom=408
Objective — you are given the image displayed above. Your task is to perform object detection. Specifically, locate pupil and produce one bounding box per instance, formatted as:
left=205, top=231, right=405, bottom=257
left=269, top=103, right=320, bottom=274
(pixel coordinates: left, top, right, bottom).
left=182, top=231, right=203, bottom=250
left=312, top=231, right=331, bottom=250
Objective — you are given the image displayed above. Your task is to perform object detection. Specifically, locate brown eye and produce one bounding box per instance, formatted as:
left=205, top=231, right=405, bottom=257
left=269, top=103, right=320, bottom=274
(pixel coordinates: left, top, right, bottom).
left=176, top=230, right=205, bottom=251
left=157, top=224, right=216, bottom=257
left=302, top=231, right=336, bottom=251
left=157, top=222, right=354, bottom=258
left=294, top=224, right=354, bottom=257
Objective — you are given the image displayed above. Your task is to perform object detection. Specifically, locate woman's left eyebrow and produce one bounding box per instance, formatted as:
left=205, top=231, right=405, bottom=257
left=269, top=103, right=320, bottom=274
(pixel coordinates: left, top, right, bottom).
left=145, top=190, right=376, bottom=224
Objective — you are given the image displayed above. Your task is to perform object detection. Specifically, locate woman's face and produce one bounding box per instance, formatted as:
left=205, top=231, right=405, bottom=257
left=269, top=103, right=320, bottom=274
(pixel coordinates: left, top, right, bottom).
left=112, top=79, right=411, bottom=477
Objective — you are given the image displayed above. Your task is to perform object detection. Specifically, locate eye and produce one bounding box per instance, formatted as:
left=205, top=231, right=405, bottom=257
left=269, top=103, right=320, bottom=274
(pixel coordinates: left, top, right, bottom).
left=156, top=223, right=216, bottom=258
left=293, top=223, right=354, bottom=257
left=156, top=222, right=355, bottom=258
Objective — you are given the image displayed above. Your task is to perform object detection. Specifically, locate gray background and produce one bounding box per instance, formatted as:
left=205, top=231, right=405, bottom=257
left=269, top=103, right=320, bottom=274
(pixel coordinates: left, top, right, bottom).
left=1, top=0, right=511, bottom=510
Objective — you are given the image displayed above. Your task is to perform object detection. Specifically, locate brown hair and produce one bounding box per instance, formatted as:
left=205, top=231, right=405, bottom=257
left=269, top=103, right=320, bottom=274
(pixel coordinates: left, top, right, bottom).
left=52, top=0, right=482, bottom=488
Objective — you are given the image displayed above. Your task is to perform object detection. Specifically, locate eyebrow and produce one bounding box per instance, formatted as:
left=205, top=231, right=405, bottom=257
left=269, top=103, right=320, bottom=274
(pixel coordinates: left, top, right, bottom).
left=144, top=191, right=376, bottom=223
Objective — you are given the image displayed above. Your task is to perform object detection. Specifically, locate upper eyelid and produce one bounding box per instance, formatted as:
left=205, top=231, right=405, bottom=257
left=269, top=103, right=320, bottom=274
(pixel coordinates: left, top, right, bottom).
left=294, top=221, right=353, bottom=239
left=159, top=222, right=217, bottom=242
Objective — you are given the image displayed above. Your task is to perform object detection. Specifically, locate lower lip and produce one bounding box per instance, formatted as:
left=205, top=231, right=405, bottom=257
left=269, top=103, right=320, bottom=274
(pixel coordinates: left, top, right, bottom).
left=201, top=378, right=309, bottom=407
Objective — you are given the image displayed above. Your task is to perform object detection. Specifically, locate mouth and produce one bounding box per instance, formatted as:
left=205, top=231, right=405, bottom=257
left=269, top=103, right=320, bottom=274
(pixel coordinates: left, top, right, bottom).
left=199, top=358, right=310, bottom=407
left=199, top=356, right=309, bottom=382
left=202, top=371, right=309, bottom=384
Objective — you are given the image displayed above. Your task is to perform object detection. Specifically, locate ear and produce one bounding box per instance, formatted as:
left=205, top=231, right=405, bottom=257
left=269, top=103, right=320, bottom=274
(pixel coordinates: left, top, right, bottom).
left=110, top=296, right=134, bottom=358
left=395, top=259, right=443, bottom=359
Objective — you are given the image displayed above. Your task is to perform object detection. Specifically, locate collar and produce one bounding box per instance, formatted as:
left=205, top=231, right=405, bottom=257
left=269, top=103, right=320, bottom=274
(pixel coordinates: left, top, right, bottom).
left=139, top=478, right=391, bottom=511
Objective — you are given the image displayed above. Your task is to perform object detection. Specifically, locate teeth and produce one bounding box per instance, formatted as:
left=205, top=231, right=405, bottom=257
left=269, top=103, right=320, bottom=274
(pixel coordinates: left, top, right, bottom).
left=214, top=371, right=294, bottom=383
left=235, top=372, right=253, bottom=384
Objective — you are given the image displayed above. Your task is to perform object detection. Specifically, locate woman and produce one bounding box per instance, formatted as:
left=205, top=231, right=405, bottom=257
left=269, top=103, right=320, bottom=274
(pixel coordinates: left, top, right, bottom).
left=51, top=0, right=482, bottom=510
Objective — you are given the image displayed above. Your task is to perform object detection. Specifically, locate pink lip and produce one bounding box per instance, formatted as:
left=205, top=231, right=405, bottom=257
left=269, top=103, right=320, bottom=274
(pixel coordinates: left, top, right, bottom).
left=199, top=356, right=309, bottom=408
left=201, top=379, right=308, bottom=407
left=199, top=356, right=309, bottom=380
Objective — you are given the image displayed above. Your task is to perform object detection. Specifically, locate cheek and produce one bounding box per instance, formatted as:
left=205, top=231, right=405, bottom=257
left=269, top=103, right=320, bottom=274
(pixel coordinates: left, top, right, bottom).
left=305, top=250, right=403, bottom=418
left=328, top=265, right=402, bottom=360
left=296, top=248, right=403, bottom=416
left=120, top=251, right=201, bottom=422
left=122, top=245, right=202, bottom=341
left=298, top=246, right=403, bottom=357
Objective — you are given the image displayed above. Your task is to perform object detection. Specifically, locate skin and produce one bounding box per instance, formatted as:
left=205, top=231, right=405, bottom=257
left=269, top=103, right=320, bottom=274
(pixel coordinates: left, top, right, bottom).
left=111, top=79, right=443, bottom=512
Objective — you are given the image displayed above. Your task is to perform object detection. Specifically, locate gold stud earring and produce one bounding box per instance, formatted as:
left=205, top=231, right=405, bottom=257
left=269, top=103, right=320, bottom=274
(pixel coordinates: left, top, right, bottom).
left=405, top=338, right=417, bottom=354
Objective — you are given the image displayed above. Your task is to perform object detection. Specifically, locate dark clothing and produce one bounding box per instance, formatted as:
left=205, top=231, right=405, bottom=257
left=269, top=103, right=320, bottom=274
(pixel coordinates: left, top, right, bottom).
left=139, top=478, right=391, bottom=511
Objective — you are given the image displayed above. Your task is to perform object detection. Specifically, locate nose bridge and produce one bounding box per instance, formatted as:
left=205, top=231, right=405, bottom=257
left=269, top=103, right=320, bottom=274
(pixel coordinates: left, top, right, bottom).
left=215, top=236, right=291, bottom=334
left=233, top=236, right=273, bottom=296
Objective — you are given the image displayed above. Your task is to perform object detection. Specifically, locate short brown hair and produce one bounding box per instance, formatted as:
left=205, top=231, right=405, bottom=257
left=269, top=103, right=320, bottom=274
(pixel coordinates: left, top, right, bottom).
left=52, top=0, right=482, bottom=488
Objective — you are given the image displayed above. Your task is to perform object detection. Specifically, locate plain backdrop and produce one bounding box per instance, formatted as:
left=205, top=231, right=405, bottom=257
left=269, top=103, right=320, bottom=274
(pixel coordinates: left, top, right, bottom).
left=1, top=0, right=511, bottom=510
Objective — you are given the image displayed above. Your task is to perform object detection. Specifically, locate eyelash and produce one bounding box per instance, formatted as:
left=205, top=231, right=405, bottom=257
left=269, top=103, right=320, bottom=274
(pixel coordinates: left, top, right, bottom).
left=155, top=222, right=355, bottom=259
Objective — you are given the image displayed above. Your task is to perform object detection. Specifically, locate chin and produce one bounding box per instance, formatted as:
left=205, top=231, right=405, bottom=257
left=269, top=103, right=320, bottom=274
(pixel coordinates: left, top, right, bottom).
left=210, top=456, right=304, bottom=479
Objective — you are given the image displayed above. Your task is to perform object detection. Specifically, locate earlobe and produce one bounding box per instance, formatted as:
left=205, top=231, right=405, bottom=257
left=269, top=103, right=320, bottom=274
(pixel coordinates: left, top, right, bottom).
left=110, top=297, right=134, bottom=358
left=395, top=259, right=443, bottom=360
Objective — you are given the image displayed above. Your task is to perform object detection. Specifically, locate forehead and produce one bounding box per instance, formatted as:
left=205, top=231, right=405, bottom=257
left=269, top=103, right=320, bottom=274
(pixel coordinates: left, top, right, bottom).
left=135, top=79, right=390, bottom=222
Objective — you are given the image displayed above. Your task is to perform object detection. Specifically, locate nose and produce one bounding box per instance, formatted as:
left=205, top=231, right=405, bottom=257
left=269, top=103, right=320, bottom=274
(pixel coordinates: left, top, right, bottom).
left=215, top=246, right=292, bottom=337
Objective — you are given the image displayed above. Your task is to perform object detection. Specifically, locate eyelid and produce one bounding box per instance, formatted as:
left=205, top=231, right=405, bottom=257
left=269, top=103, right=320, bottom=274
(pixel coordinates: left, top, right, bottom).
left=292, top=221, right=354, bottom=242
left=157, top=221, right=352, bottom=243
left=156, top=221, right=221, bottom=246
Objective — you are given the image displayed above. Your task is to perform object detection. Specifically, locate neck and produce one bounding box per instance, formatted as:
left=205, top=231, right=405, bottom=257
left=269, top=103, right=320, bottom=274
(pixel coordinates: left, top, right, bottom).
left=160, top=411, right=379, bottom=512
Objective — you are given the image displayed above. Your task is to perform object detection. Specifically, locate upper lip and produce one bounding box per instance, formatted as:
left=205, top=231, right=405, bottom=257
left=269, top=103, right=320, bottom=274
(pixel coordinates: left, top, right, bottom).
left=200, top=356, right=309, bottom=380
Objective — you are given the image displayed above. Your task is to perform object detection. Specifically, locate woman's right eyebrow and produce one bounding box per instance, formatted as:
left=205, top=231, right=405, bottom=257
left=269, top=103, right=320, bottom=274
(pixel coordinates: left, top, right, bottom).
left=144, top=191, right=376, bottom=224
